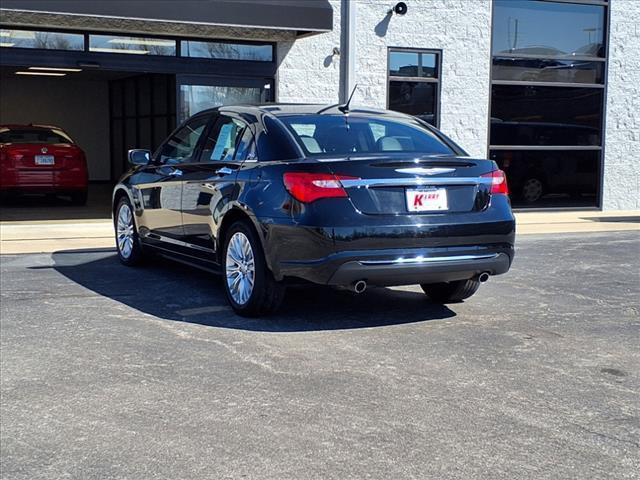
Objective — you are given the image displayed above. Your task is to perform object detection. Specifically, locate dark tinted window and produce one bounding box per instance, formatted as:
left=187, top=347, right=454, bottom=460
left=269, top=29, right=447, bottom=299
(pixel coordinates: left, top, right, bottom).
left=234, top=128, right=256, bottom=161
left=491, top=149, right=599, bottom=208
left=490, top=85, right=603, bottom=146
left=492, top=57, right=604, bottom=84
left=279, top=115, right=454, bottom=157
left=388, top=49, right=440, bottom=127
left=156, top=115, right=209, bottom=165
left=389, top=81, right=437, bottom=123
left=200, top=116, right=247, bottom=162
left=0, top=128, right=73, bottom=144
left=492, top=0, right=606, bottom=58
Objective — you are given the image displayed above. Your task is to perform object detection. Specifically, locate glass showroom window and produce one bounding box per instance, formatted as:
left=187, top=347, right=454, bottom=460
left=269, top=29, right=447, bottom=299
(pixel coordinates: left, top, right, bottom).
left=89, top=34, right=176, bottom=56
left=490, top=0, right=608, bottom=208
left=0, top=28, right=84, bottom=50
left=387, top=49, right=441, bottom=127
left=181, top=40, right=273, bottom=62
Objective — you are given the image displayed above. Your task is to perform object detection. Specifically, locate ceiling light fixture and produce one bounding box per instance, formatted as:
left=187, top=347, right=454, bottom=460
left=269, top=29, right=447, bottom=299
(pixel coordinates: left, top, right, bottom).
left=0, top=42, right=16, bottom=47
left=90, top=47, right=150, bottom=55
left=28, top=66, right=82, bottom=72
left=16, top=71, right=67, bottom=77
left=107, top=38, right=174, bottom=47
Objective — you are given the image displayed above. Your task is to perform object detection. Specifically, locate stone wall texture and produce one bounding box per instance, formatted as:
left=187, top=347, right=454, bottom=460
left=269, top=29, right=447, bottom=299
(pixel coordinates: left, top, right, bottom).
left=277, top=0, right=493, bottom=158
left=603, top=0, right=640, bottom=210
left=352, top=0, right=492, bottom=158
left=277, top=0, right=640, bottom=210
left=277, top=0, right=343, bottom=104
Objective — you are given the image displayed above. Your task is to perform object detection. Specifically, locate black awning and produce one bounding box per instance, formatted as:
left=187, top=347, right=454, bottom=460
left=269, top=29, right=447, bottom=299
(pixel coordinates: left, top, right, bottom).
left=0, top=0, right=333, bottom=35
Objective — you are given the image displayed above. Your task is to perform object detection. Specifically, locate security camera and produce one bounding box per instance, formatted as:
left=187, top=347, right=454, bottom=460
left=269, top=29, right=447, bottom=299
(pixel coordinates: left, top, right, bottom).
left=390, top=2, right=408, bottom=15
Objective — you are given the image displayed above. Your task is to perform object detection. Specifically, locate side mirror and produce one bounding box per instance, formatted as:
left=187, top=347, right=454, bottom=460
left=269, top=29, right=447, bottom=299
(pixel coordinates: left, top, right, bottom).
left=128, top=149, right=151, bottom=166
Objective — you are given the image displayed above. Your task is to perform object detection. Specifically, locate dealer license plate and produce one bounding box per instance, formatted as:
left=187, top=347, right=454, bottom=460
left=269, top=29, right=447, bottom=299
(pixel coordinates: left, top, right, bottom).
left=35, top=155, right=55, bottom=165
left=406, top=188, right=448, bottom=212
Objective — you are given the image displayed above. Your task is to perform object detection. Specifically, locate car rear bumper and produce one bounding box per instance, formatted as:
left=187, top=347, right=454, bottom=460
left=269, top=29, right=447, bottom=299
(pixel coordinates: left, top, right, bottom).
left=327, top=251, right=511, bottom=286
left=276, top=243, right=514, bottom=286
left=0, top=170, right=88, bottom=191
left=258, top=200, right=516, bottom=287
left=0, top=185, right=87, bottom=194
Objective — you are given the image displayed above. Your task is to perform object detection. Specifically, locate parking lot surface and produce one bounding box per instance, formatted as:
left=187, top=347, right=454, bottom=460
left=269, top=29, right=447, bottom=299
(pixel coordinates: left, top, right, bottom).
left=1, top=231, right=639, bottom=479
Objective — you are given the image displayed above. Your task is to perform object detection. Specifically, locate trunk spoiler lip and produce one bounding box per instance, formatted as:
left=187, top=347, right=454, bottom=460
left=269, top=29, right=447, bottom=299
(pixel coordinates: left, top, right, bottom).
left=316, top=153, right=489, bottom=164
left=340, top=177, right=493, bottom=188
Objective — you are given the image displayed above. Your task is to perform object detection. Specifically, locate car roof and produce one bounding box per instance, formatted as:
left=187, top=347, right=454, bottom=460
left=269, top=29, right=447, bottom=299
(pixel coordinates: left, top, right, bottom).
left=0, top=124, right=65, bottom=130
left=202, top=103, right=415, bottom=120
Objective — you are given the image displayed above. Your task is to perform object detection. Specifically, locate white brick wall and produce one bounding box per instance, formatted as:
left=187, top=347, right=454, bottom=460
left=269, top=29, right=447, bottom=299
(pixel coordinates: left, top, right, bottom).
left=352, top=0, right=492, bottom=158
left=276, top=0, right=640, bottom=210
left=277, top=0, right=492, bottom=158
left=603, top=0, right=640, bottom=210
left=277, top=0, right=343, bottom=104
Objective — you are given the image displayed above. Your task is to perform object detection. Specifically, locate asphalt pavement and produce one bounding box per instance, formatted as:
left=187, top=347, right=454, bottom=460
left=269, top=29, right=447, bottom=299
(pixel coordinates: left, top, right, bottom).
left=1, top=231, right=639, bottom=479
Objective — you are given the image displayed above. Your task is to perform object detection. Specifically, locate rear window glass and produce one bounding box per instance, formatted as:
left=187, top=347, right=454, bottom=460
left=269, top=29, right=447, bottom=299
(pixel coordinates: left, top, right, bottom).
left=0, top=128, right=74, bottom=144
left=279, top=114, right=454, bottom=157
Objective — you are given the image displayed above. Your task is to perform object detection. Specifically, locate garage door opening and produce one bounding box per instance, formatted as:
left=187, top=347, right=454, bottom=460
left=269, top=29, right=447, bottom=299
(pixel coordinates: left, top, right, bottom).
left=0, top=66, right=179, bottom=221
left=1, top=66, right=274, bottom=222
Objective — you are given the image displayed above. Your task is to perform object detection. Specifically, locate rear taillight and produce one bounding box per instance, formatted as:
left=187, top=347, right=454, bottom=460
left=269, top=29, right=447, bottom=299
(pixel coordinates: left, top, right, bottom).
left=0, top=149, right=21, bottom=166
left=283, top=172, right=358, bottom=203
left=481, top=169, right=509, bottom=195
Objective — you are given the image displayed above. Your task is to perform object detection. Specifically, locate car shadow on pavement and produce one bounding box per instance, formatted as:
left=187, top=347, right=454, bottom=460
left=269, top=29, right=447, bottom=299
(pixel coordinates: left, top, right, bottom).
left=42, top=250, right=456, bottom=332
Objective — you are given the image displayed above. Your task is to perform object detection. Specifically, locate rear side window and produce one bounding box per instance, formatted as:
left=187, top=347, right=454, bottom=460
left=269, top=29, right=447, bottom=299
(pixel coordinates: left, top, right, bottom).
left=200, top=116, right=249, bottom=162
left=0, top=128, right=73, bottom=144
left=280, top=115, right=455, bottom=157
left=156, top=115, right=208, bottom=165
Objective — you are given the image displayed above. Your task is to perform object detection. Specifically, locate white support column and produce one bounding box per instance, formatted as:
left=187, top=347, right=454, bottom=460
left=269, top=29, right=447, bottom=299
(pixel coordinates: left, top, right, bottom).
left=341, top=0, right=357, bottom=103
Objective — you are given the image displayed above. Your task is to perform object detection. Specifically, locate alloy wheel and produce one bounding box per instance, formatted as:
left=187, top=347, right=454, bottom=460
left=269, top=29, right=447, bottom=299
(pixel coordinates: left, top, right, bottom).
left=522, top=178, right=543, bottom=203
left=225, top=232, right=256, bottom=305
left=116, top=203, right=135, bottom=259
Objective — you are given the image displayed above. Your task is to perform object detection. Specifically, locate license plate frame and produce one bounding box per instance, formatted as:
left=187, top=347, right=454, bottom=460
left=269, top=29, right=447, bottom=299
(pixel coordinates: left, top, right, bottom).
left=406, top=187, right=448, bottom=212
left=35, top=155, right=55, bottom=165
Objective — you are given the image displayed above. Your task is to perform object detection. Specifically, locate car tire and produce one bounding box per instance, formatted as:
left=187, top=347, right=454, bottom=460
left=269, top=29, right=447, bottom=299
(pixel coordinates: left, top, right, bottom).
left=521, top=177, right=544, bottom=204
left=114, top=197, right=145, bottom=266
left=71, top=190, right=88, bottom=206
left=420, top=279, right=481, bottom=303
left=222, top=220, right=285, bottom=317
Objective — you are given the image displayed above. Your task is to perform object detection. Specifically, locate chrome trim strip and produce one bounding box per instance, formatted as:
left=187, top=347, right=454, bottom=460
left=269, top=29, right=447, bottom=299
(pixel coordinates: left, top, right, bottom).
left=340, top=177, right=491, bottom=188
left=359, top=253, right=499, bottom=266
left=142, top=232, right=215, bottom=253
left=394, top=167, right=456, bottom=176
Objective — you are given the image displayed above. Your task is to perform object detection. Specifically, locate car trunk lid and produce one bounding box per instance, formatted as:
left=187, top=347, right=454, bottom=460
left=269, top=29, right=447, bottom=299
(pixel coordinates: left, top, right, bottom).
left=2, top=143, right=80, bottom=170
left=322, top=154, right=498, bottom=214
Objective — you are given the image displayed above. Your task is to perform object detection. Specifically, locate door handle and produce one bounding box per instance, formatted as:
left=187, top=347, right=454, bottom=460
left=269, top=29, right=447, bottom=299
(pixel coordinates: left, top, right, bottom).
left=168, top=169, right=183, bottom=177
left=216, top=167, right=234, bottom=176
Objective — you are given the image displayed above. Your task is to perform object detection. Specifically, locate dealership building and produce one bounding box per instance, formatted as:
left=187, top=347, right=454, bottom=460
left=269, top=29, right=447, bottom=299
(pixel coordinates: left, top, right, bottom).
left=0, top=0, right=637, bottom=210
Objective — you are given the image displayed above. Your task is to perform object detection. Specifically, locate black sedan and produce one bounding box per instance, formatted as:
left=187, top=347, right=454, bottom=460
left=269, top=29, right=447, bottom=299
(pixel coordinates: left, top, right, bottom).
left=112, top=104, right=515, bottom=316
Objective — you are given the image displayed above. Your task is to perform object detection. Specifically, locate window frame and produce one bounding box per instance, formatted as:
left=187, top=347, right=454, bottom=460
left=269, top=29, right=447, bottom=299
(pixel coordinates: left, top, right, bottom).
left=488, top=0, right=610, bottom=210
left=0, top=26, right=275, bottom=62
left=386, top=47, right=443, bottom=128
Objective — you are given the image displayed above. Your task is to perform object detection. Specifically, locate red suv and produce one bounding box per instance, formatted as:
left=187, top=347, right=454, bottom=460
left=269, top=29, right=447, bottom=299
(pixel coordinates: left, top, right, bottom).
left=0, top=124, right=88, bottom=205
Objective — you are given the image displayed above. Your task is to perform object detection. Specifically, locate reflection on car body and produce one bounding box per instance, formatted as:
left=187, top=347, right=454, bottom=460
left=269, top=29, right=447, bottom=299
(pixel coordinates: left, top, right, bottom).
left=112, top=104, right=516, bottom=316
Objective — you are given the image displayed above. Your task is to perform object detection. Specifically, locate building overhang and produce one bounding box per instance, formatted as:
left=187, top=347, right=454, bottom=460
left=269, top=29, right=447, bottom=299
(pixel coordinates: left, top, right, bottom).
left=0, top=0, right=333, bottom=39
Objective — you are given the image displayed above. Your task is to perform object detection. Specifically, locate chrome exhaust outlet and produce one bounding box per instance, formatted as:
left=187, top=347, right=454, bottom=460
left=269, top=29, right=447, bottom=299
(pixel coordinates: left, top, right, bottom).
left=352, top=280, right=367, bottom=294
left=477, top=272, right=490, bottom=283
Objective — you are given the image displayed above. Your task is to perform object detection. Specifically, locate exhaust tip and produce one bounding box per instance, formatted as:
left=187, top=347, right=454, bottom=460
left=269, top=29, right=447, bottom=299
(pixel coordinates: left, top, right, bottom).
left=478, top=272, right=490, bottom=283
left=353, top=280, right=367, bottom=294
